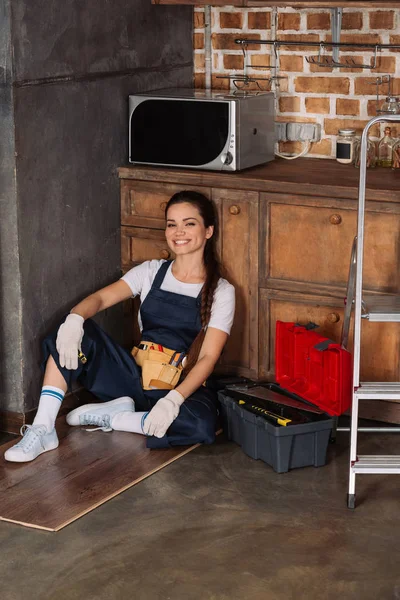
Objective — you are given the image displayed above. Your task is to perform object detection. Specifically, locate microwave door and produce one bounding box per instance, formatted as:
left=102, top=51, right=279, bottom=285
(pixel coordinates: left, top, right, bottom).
left=130, top=99, right=230, bottom=167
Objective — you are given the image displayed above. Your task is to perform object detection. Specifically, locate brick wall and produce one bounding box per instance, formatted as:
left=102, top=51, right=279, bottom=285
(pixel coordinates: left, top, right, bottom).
left=193, top=7, right=400, bottom=159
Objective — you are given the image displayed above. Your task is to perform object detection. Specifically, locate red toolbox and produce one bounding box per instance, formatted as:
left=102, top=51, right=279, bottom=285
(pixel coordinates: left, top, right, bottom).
left=275, top=321, right=352, bottom=416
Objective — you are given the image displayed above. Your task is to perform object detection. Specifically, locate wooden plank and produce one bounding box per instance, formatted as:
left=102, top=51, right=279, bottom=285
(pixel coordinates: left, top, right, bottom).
left=0, top=416, right=199, bottom=531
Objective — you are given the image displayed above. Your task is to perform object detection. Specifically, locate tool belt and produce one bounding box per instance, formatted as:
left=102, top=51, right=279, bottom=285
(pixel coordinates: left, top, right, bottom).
left=131, top=342, right=184, bottom=391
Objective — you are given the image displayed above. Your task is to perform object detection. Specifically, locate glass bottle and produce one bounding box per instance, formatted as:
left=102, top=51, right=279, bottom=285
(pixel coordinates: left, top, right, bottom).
left=392, top=140, right=400, bottom=170
left=354, top=138, right=377, bottom=169
left=336, top=129, right=357, bottom=164
left=380, top=96, right=400, bottom=115
left=377, top=126, right=395, bottom=167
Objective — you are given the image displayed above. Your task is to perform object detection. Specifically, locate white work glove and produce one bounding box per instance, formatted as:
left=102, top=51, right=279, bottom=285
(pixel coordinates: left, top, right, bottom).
left=56, top=313, right=85, bottom=370
left=143, top=390, right=184, bottom=438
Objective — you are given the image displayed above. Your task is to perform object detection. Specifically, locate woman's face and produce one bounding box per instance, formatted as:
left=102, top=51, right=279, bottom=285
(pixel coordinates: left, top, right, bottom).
left=165, top=202, right=213, bottom=257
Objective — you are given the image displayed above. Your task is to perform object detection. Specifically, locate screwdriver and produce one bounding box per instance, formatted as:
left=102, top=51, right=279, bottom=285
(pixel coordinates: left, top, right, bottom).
left=238, top=399, right=292, bottom=427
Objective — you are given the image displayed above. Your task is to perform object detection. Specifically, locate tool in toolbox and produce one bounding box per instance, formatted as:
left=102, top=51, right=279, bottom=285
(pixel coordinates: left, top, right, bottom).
left=237, top=400, right=292, bottom=426
left=226, top=384, right=324, bottom=414
left=345, top=114, right=400, bottom=510
left=226, top=389, right=311, bottom=426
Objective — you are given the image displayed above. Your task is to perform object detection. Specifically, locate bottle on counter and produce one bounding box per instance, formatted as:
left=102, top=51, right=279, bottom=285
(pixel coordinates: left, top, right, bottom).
left=377, top=126, right=395, bottom=167
left=380, top=96, right=400, bottom=115
left=336, top=129, right=357, bottom=164
left=354, top=138, right=377, bottom=169
left=392, top=140, right=400, bottom=169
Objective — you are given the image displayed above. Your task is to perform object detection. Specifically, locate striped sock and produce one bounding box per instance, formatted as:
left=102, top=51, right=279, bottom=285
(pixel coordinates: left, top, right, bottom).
left=33, top=386, right=66, bottom=433
left=112, top=411, right=149, bottom=435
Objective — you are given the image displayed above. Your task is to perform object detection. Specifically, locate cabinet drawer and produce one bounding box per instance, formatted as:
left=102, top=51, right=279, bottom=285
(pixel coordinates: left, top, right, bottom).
left=259, top=289, right=400, bottom=383
left=262, top=198, right=400, bottom=294
left=121, top=226, right=174, bottom=271
left=121, top=180, right=211, bottom=229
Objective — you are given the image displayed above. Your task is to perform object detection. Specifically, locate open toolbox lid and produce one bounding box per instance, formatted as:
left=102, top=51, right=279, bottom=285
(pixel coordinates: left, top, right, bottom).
left=275, top=321, right=352, bottom=416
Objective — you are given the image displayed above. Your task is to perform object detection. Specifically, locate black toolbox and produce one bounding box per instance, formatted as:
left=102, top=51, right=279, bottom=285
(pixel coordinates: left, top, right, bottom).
left=218, top=385, right=334, bottom=473
left=217, top=322, right=352, bottom=473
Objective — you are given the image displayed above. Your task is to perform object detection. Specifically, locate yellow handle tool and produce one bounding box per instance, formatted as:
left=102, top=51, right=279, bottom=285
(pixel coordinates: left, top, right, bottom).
left=238, top=400, right=291, bottom=426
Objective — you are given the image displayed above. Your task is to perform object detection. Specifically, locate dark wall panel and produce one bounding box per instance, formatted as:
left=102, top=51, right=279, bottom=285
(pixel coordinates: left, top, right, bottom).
left=11, top=1, right=192, bottom=81
left=0, top=0, right=24, bottom=413
left=15, top=65, right=192, bottom=410
left=0, top=0, right=194, bottom=414
left=9, top=0, right=193, bottom=413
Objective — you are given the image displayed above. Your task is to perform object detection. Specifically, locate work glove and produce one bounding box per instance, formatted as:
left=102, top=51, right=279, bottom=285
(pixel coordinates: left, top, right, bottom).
left=143, top=390, right=184, bottom=438
left=56, top=313, right=85, bottom=370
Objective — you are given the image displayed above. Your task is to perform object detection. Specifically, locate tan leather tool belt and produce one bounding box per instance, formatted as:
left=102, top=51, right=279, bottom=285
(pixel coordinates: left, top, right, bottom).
left=131, top=342, right=184, bottom=391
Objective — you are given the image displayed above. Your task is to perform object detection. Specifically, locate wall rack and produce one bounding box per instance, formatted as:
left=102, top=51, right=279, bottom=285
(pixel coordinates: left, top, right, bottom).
left=235, top=38, right=400, bottom=70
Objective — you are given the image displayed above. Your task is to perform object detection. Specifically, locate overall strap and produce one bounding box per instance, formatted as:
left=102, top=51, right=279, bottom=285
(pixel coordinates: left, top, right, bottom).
left=152, top=258, right=205, bottom=305
left=151, top=260, right=173, bottom=290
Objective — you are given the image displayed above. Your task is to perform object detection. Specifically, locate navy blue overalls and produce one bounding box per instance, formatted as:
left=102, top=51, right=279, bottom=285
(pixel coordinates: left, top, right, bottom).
left=42, top=261, right=218, bottom=448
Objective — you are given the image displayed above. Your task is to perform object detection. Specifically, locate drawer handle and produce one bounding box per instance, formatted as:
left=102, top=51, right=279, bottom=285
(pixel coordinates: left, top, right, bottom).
left=327, top=312, right=340, bottom=323
left=329, top=214, right=342, bottom=225
left=160, top=201, right=167, bottom=211
left=229, top=205, right=241, bottom=215
left=160, top=249, right=171, bottom=259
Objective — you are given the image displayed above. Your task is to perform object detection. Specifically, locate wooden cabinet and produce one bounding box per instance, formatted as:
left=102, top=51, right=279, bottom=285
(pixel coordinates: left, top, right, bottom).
left=262, top=193, right=400, bottom=296
left=121, top=226, right=173, bottom=271
left=121, top=180, right=210, bottom=230
left=259, top=289, right=400, bottom=383
left=259, top=191, right=400, bottom=384
left=119, top=159, right=400, bottom=395
left=212, top=188, right=259, bottom=379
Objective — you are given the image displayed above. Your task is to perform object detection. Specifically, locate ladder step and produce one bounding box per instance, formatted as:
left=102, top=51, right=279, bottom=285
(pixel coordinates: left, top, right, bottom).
left=352, top=455, right=400, bottom=474
left=362, top=294, right=400, bottom=322
left=355, top=382, right=400, bottom=399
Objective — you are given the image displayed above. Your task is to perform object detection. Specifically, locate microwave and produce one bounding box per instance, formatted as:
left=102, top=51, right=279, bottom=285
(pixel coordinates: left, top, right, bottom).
left=128, top=88, right=275, bottom=171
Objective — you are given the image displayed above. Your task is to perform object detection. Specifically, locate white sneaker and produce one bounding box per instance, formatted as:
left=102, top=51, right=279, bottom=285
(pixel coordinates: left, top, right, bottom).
left=66, top=396, right=135, bottom=431
left=4, top=425, right=59, bottom=463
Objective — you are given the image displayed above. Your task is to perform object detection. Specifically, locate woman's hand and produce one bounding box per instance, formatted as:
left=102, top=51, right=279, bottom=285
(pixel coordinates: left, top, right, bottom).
left=143, top=390, right=184, bottom=438
left=56, top=280, right=133, bottom=370
left=56, top=314, right=85, bottom=370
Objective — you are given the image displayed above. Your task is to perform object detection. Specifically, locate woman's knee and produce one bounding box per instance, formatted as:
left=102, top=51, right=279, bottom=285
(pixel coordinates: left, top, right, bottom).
left=180, top=403, right=217, bottom=444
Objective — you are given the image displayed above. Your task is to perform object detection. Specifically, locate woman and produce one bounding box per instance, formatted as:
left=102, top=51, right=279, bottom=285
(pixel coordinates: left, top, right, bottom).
left=5, top=191, right=235, bottom=462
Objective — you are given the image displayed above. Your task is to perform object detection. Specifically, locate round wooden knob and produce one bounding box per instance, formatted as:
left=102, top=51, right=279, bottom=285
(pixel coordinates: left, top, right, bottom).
left=329, top=214, right=342, bottom=225
left=327, top=312, right=340, bottom=323
left=160, top=202, right=167, bottom=211
left=160, top=249, right=170, bottom=259
left=229, top=205, right=241, bottom=215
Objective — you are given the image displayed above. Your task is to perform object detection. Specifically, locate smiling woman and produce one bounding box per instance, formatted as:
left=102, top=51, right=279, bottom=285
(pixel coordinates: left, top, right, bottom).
left=4, top=190, right=235, bottom=464
left=165, top=200, right=214, bottom=265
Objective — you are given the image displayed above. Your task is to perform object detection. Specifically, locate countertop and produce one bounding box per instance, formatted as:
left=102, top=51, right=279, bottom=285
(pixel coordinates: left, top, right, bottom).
left=119, top=158, right=400, bottom=203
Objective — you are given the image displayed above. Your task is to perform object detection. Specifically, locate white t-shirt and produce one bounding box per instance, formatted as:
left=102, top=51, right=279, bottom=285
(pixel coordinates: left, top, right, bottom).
left=121, top=260, right=235, bottom=335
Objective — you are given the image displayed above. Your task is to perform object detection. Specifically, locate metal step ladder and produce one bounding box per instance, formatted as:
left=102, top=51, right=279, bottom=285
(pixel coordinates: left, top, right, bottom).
left=347, top=114, right=400, bottom=509
left=330, top=238, right=400, bottom=439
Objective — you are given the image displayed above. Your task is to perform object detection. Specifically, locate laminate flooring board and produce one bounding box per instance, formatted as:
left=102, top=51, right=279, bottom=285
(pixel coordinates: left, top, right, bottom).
left=0, top=417, right=198, bottom=531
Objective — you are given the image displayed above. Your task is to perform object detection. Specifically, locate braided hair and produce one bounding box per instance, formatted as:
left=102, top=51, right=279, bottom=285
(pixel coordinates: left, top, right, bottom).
left=165, top=191, right=222, bottom=376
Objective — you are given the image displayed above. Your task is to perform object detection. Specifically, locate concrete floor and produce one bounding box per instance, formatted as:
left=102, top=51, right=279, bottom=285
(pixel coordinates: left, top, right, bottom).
left=0, top=429, right=400, bottom=600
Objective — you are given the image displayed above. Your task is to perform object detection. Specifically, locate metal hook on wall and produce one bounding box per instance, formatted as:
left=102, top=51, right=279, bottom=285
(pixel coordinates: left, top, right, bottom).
left=306, top=42, right=379, bottom=70
left=216, top=74, right=287, bottom=92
